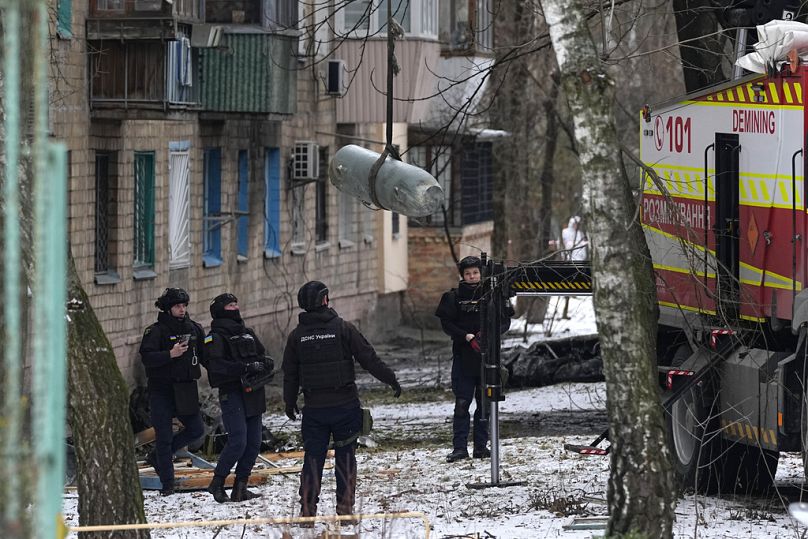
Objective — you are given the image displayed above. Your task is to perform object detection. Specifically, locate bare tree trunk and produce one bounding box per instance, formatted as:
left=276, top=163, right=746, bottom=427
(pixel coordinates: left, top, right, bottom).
left=491, top=1, right=556, bottom=323
left=67, top=254, right=150, bottom=538
left=541, top=1, right=675, bottom=537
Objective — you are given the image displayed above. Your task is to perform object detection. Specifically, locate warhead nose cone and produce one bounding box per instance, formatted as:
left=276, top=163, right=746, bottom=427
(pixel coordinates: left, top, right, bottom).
left=329, top=144, right=444, bottom=217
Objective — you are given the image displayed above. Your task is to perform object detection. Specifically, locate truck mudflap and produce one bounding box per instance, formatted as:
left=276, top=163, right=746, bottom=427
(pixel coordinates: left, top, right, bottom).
left=565, top=329, right=739, bottom=457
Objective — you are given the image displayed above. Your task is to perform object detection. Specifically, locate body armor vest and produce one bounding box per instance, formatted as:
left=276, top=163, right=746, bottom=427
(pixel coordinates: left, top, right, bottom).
left=227, top=332, right=261, bottom=364
left=297, top=318, right=354, bottom=390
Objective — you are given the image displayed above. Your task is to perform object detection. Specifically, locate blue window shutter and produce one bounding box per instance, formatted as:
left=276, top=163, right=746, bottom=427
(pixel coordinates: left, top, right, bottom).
left=57, top=0, right=72, bottom=38
left=203, top=148, right=222, bottom=266
left=264, top=148, right=281, bottom=257
left=237, top=150, right=249, bottom=258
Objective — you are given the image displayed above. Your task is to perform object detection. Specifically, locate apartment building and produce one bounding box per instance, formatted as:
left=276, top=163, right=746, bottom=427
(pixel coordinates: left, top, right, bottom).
left=50, top=0, right=381, bottom=384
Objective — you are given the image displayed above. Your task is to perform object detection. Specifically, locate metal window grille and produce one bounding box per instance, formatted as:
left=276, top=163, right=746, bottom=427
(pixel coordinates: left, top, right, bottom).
left=94, top=153, right=110, bottom=273
left=134, top=152, right=156, bottom=268
left=315, top=146, right=329, bottom=243
left=460, top=142, right=493, bottom=224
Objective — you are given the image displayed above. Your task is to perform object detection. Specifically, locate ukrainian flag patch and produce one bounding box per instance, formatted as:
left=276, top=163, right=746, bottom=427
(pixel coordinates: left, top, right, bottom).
left=204, top=335, right=213, bottom=344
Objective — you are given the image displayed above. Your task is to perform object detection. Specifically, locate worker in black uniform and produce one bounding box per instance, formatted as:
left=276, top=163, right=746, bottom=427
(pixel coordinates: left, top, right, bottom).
left=435, top=256, right=513, bottom=463
left=203, top=293, right=273, bottom=503
left=139, top=287, right=206, bottom=495
left=283, top=281, right=401, bottom=520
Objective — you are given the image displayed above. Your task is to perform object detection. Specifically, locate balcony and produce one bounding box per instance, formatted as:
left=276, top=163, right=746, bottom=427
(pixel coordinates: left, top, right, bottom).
left=87, top=0, right=203, bottom=40
left=89, top=37, right=199, bottom=112
left=198, top=28, right=298, bottom=115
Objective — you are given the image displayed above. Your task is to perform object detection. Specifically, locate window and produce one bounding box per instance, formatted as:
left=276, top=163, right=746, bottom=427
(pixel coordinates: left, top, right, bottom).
left=439, top=0, right=491, bottom=52
left=263, top=0, right=299, bottom=30
left=338, top=0, right=437, bottom=38
left=264, top=148, right=281, bottom=258
left=315, top=147, right=329, bottom=244
left=291, top=186, right=305, bottom=249
left=168, top=143, right=191, bottom=269
left=96, top=0, right=124, bottom=9
left=134, top=0, right=161, bottom=11
left=236, top=150, right=250, bottom=259
left=460, top=142, right=494, bottom=224
left=203, top=148, right=222, bottom=267
left=94, top=152, right=119, bottom=282
left=410, top=145, right=451, bottom=225
left=134, top=152, right=156, bottom=274
left=57, top=0, right=72, bottom=38
left=338, top=189, right=355, bottom=247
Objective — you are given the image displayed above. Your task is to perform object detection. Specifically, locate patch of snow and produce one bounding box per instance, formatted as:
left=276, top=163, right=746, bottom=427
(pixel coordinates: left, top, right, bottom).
left=64, top=380, right=808, bottom=538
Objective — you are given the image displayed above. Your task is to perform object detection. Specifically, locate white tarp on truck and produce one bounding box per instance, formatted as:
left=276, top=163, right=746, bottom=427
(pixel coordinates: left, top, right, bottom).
left=737, top=20, right=808, bottom=73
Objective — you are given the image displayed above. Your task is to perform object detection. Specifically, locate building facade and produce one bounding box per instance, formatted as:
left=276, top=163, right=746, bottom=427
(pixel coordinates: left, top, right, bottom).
left=51, top=0, right=382, bottom=384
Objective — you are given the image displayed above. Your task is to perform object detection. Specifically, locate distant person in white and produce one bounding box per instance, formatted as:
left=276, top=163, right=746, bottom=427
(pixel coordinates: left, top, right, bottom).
left=561, top=216, right=588, bottom=261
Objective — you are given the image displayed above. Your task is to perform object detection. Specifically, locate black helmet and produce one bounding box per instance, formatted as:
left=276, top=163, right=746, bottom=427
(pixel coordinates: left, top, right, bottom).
left=210, top=293, right=238, bottom=319
left=297, top=281, right=329, bottom=311
left=155, top=288, right=190, bottom=312
left=457, top=256, right=482, bottom=276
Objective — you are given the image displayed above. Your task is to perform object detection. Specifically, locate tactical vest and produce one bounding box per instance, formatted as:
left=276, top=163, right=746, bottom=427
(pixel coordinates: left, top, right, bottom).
left=227, top=332, right=261, bottom=364
left=164, top=329, right=202, bottom=381
left=297, top=318, right=354, bottom=390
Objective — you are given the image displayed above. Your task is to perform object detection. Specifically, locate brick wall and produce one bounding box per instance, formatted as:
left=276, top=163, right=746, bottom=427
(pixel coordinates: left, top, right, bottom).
left=49, top=9, right=384, bottom=386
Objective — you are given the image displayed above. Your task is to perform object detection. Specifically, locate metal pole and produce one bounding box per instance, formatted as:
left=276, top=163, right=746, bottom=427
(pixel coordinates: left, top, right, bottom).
left=732, top=28, right=747, bottom=80
left=2, top=1, right=22, bottom=527
left=32, top=0, right=68, bottom=535
left=488, top=271, right=500, bottom=484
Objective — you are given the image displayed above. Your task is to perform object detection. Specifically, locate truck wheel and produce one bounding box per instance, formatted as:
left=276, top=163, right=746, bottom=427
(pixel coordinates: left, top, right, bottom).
left=666, top=379, right=720, bottom=494
left=718, top=442, right=778, bottom=495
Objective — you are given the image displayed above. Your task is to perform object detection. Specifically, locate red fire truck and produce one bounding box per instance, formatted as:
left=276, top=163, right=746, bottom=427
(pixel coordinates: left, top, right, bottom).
left=640, top=62, right=808, bottom=494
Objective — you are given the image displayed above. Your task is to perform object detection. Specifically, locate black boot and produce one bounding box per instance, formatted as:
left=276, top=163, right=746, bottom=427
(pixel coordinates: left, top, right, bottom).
left=230, top=477, right=261, bottom=502
left=207, top=475, right=229, bottom=503
left=473, top=447, right=491, bottom=459
left=159, top=481, right=175, bottom=496
left=446, top=448, right=469, bottom=462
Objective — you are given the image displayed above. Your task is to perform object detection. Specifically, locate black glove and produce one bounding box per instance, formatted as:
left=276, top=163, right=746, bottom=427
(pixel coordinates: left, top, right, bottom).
left=245, top=362, right=265, bottom=375
left=285, top=404, right=299, bottom=421
left=390, top=380, right=402, bottom=398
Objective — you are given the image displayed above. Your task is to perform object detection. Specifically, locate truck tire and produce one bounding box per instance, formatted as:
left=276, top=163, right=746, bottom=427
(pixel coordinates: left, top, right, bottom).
left=718, top=442, right=778, bottom=495
left=666, top=377, right=721, bottom=494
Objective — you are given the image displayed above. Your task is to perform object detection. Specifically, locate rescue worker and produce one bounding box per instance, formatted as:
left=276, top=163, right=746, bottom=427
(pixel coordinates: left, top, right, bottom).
left=204, top=293, right=273, bottom=503
left=435, top=256, right=513, bottom=463
left=283, top=281, right=401, bottom=520
left=139, top=287, right=206, bottom=495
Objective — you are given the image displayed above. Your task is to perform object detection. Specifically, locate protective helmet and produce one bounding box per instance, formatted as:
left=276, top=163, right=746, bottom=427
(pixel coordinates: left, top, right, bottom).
left=457, top=256, right=482, bottom=276
left=155, top=288, right=190, bottom=312
left=297, top=281, right=329, bottom=311
left=210, top=293, right=238, bottom=319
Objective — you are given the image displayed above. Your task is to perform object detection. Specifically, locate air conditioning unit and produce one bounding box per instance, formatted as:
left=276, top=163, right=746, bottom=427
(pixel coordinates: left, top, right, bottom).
left=292, top=141, right=320, bottom=181
left=326, top=59, right=345, bottom=96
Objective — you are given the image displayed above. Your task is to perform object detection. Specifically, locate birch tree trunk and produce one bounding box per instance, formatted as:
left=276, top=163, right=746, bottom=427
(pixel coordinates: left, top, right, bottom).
left=540, top=1, right=675, bottom=537
left=67, top=255, right=150, bottom=538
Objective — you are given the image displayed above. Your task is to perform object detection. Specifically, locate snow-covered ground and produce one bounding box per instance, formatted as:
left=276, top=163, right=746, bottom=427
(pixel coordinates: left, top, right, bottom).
left=62, top=298, right=808, bottom=537
left=63, top=381, right=808, bottom=538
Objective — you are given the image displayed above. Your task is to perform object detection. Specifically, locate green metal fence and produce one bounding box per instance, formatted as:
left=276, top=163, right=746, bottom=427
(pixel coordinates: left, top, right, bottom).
left=1, top=2, right=68, bottom=537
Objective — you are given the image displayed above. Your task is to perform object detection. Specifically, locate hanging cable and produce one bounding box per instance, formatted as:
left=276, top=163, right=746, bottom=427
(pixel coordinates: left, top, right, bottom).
left=367, top=0, right=402, bottom=210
